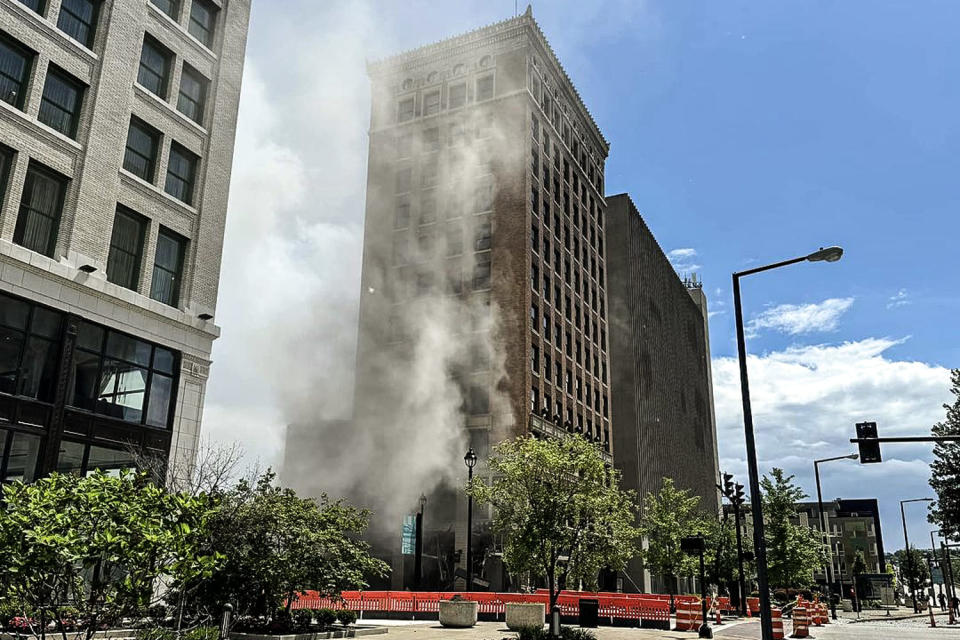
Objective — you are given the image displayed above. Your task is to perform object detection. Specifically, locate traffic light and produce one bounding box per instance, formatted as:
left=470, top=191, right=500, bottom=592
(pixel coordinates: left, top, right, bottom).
left=734, top=483, right=745, bottom=505
left=723, top=473, right=735, bottom=499
left=856, top=421, right=882, bottom=463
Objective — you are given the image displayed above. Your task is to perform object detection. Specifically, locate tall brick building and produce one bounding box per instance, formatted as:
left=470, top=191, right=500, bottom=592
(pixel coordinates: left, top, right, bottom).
left=0, top=0, right=249, bottom=482
left=605, top=193, right=720, bottom=592
left=355, top=7, right=612, bottom=588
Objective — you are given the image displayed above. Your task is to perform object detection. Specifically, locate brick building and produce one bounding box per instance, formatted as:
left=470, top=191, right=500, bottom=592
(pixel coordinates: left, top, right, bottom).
left=605, top=193, right=720, bottom=593
left=355, top=7, right=612, bottom=588
left=0, top=0, right=249, bottom=482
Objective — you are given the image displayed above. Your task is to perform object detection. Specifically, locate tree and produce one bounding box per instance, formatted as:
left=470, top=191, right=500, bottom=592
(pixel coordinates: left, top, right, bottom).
left=761, top=468, right=827, bottom=589
left=637, top=478, right=706, bottom=606
left=467, top=435, right=640, bottom=612
left=852, top=551, right=867, bottom=580
left=894, top=548, right=930, bottom=597
left=930, top=369, right=960, bottom=539
left=702, top=512, right=752, bottom=594
left=0, top=471, right=217, bottom=640
left=184, top=471, right=389, bottom=617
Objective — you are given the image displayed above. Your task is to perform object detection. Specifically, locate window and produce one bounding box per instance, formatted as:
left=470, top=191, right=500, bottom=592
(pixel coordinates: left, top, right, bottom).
left=421, top=157, right=438, bottom=187
left=106, top=207, right=146, bottom=291
left=423, top=90, right=440, bottom=116
left=531, top=345, right=539, bottom=374
left=1, top=430, right=41, bottom=483
left=530, top=303, right=538, bottom=328
left=476, top=75, right=493, bottom=101
left=70, top=319, right=178, bottom=428
left=0, top=292, right=62, bottom=402
left=531, top=224, right=539, bottom=252
left=449, top=83, right=466, bottom=109
left=177, top=64, right=208, bottom=123
left=165, top=142, right=198, bottom=204
left=468, top=385, right=489, bottom=415
left=394, top=197, right=410, bottom=229
left=531, top=386, right=538, bottom=412
left=423, top=127, right=440, bottom=151
left=398, top=97, right=414, bottom=122
left=150, top=227, right=186, bottom=307
left=14, top=163, right=66, bottom=257
left=396, top=131, right=413, bottom=158
left=38, top=65, right=84, bottom=138
left=472, top=256, right=491, bottom=290
left=188, top=0, right=218, bottom=48
left=58, top=0, right=99, bottom=48
left=531, top=263, right=538, bottom=291
left=445, top=224, right=462, bottom=256
left=474, top=221, right=491, bottom=251
left=18, top=0, right=45, bottom=13
left=150, top=0, right=179, bottom=19
left=0, top=35, right=33, bottom=109
left=420, top=195, right=437, bottom=225
left=395, top=167, right=412, bottom=193
left=138, top=36, right=171, bottom=98
left=0, top=145, right=12, bottom=204
left=544, top=353, right=552, bottom=379
left=123, top=118, right=160, bottom=182
left=543, top=316, right=551, bottom=340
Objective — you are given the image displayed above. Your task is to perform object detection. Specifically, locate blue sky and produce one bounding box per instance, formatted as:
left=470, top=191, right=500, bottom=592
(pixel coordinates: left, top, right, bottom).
left=206, top=1, right=959, bottom=553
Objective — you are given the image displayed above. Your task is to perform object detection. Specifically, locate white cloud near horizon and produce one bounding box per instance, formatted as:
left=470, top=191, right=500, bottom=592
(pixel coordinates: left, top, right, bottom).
left=746, top=297, right=854, bottom=338
left=668, top=247, right=702, bottom=274
left=888, top=288, right=911, bottom=309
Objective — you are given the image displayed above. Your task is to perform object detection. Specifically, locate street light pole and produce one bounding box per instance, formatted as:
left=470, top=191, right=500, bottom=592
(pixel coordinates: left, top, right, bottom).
left=901, top=498, right=934, bottom=613
left=814, top=454, right=858, bottom=619
left=414, top=493, right=426, bottom=590
left=464, top=447, right=478, bottom=593
left=733, top=496, right=746, bottom=616
left=732, top=246, right=843, bottom=640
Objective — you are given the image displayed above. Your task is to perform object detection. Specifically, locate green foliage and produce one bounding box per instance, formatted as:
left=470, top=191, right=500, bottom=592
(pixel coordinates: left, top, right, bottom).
left=852, top=551, right=867, bottom=577
left=183, top=471, right=389, bottom=617
left=335, top=609, right=357, bottom=626
left=637, top=478, right=706, bottom=594
left=516, top=626, right=596, bottom=640
left=315, top=608, right=337, bottom=627
left=135, top=630, right=177, bottom=640
left=467, top=435, right=640, bottom=610
left=292, top=609, right=314, bottom=628
left=0, top=470, right=218, bottom=640
left=930, top=369, right=960, bottom=539
left=894, top=548, right=930, bottom=589
left=701, top=512, right=752, bottom=590
left=761, top=468, right=827, bottom=589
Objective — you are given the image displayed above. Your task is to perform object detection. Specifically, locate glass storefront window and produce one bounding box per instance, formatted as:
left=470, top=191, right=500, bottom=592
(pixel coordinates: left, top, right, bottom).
left=55, top=440, right=85, bottom=475
left=0, top=292, right=63, bottom=401
left=86, top=445, right=135, bottom=477
left=97, top=360, right=147, bottom=422
left=3, top=431, right=41, bottom=482
left=0, top=325, right=24, bottom=395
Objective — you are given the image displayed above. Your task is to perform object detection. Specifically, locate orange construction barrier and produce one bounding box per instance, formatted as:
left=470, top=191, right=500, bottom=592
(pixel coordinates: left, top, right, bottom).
left=674, top=600, right=695, bottom=631
left=747, top=597, right=761, bottom=617
left=771, top=607, right=785, bottom=640
left=791, top=605, right=809, bottom=638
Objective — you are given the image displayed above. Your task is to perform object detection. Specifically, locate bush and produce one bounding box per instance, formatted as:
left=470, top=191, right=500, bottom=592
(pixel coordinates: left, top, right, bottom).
left=516, top=626, right=596, bottom=640
left=136, top=629, right=177, bottom=640
left=336, top=610, right=357, bottom=626
left=292, top=609, right=314, bottom=629
left=314, top=608, right=337, bottom=627
left=184, top=627, right=219, bottom=640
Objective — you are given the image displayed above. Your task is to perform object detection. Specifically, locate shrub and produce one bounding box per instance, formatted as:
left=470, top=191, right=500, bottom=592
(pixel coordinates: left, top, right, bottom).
left=516, top=626, right=595, bottom=640
left=314, top=608, right=337, bottom=627
left=336, top=610, right=357, bottom=626
left=136, top=629, right=177, bottom=640
left=516, top=626, right=547, bottom=640
left=292, top=609, right=314, bottom=629
left=183, top=627, right=219, bottom=640
left=268, top=611, right=295, bottom=635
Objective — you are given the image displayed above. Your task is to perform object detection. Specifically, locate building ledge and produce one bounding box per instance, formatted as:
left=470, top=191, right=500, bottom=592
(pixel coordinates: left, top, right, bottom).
left=528, top=412, right=613, bottom=465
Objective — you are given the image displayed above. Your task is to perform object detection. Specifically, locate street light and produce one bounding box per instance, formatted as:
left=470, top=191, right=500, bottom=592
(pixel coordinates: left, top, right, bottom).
left=814, top=453, right=858, bottom=619
left=733, top=246, right=844, bottom=640
left=464, top=447, right=478, bottom=593
left=414, top=493, right=426, bottom=590
left=900, top=498, right=934, bottom=613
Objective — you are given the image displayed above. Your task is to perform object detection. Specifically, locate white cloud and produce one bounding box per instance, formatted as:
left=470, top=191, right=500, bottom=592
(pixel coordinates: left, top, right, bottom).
left=712, top=337, right=951, bottom=549
left=746, top=297, right=854, bottom=337
left=669, top=248, right=698, bottom=259
left=887, top=288, right=911, bottom=309
left=668, top=247, right=702, bottom=274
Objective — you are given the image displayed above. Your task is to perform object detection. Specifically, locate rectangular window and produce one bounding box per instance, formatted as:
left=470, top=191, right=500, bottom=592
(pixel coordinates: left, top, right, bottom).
left=0, top=145, right=12, bottom=205
left=188, top=0, right=217, bottom=47
left=177, top=64, right=208, bottom=124
left=138, top=36, right=171, bottom=98
left=398, top=97, right=414, bottom=122
left=476, top=75, right=493, bottom=101
left=531, top=345, right=539, bottom=374
left=544, top=353, right=552, bottom=380
left=395, top=166, right=412, bottom=193
left=150, top=227, right=186, bottom=307
left=14, top=163, right=66, bottom=257
left=106, top=207, right=146, bottom=291
left=423, top=127, right=440, bottom=151
left=0, top=35, right=33, bottom=110
left=165, top=142, right=198, bottom=204
left=474, top=221, right=491, bottom=251
left=394, top=197, right=410, bottom=229
left=445, top=224, right=462, bottom=256
left=150, top=0, right=179, bottom=19
left=531, top=386, right=538, bottom=412
left=38, top=65, right=84, bottom=138
left=449, top=83, right=466, bottom=109
left=396, top=131, right=413, bottom=158
left=472, top=257, right=491, bottom=290
left=531, top=263, right=539, bottom=291
left=123, top=118, right=160, bottom=182
left=423, top=90, right=440, bottom=116
left=18, top=0, right=45, bottom=13
left=58, top=0, right=99, bottom=48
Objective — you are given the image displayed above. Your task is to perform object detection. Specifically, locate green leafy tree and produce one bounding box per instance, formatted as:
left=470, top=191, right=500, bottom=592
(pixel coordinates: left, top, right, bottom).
left=467, top=435, right=640, bottom=612
left=702, top=512, right=752, bottom=593
left=930, top=369, right=960, bottom=539
left=761, top=468, right=827, bottom=589
left=894, top=548, right=930, bottom=599
left=185, top=471, right=389, bottom=617
left=852, top=551, right=867, bottom=579
left=0, top=471, right=217, bottom=640
left=637, top=478, right=706, bottom=605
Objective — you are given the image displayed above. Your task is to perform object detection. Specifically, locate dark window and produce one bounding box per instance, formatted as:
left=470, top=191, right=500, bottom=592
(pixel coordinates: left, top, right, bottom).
left=165, top=143, right=198, bottom=204
left=150, top=0, right=179, bottom=19
left=474, top=221, right=491, bottom=251
left=137, top=36, right=171, bottom=98
left=423, top=90, right=440, bottom=116
left=0, top=145, right=13, bottom=204
left=398, top=97, right=414, bottom=122
left=0, top=430, right=41, bottom=483
left=476, top=75, right=493, bottom=101
left=69, top=317, right=179, bottom=428
left=472, top=257, right=491, bottom=290
left=188, top=0, right=217, bottom=47
left=0, top=292, right=62, bottom=403
left=18, top=0, right=45, bottom=13
left=123, top=118, right=160, bottom=182
left=177, top=64, right=207, bottom=124
left=0, top=35, right=33, bottom=109
left=468, top=385, right=489, bottom=415
left=38, top=65, right=84, bottom=138
left=150, top=227, right=186, bottom=306
left=449, top=83, right=466, bottom=109
left=58, top=0, right=99, bottom=48
left=106, top=207, right=146, bottom=291
left=14, top=163, right=66, bottom=257
left=394, top=197, right=410, bottom=229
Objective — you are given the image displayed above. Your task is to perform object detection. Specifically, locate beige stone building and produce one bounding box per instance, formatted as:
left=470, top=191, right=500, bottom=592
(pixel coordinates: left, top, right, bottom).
left=0, top=0, right=249, bottom=482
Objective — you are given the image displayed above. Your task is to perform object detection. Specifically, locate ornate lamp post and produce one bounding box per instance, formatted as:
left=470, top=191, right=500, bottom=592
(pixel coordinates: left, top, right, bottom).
left=464, top=447, right=478, bottom=592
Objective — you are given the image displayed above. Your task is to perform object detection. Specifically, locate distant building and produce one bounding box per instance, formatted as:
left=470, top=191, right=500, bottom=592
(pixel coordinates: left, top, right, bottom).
left=0, top=0, right=250, bottom=483
left=605, top=193, right=720, bottom=593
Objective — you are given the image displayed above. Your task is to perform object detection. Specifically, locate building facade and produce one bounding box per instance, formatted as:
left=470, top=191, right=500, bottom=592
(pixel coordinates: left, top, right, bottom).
left=605, top=193, right=720, bottom=592
left=355, top=7, right=612, bottom=588
left=0, top=0, right=249, bottom=483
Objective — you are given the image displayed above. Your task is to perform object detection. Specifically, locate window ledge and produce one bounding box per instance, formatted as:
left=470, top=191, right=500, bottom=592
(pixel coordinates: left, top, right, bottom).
left=0, top=99, right=83, bottom=155
left=118, top=168, right=199, bottom=217
left=146, top=2, right=218, bottom=62
left=133, top=82, right=209, bottom=138
left=0, top=0, right=99, bottom=63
